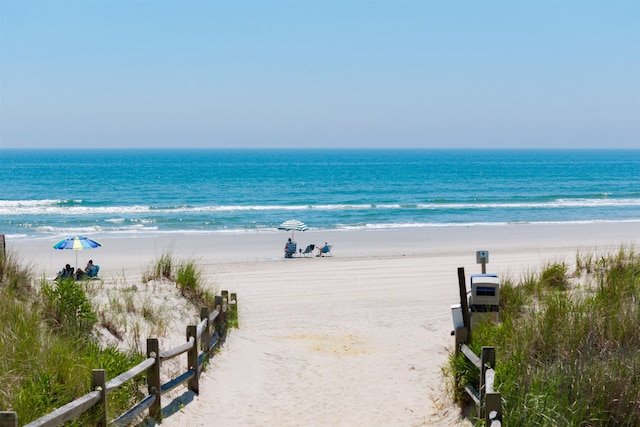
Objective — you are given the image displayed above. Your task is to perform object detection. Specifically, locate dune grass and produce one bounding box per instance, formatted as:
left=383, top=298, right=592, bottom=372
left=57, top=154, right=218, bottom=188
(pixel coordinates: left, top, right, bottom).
left=448, top=247, right=640, bottom=426
left=1, top=246, right=232, bottom=425
left=143, top=251, right=217, bottom=309
left=0, top=252, right=144, bottom=425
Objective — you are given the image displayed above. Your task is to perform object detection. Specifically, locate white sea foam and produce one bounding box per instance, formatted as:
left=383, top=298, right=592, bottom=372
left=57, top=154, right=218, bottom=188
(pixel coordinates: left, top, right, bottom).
left=0, top=199, right=63, bottom=207
left=1, top=198, right=639, bottom=216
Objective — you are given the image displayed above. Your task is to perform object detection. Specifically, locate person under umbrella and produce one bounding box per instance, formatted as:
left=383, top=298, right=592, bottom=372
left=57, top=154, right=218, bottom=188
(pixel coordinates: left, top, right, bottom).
left=52, top=235, right=102, bottom=271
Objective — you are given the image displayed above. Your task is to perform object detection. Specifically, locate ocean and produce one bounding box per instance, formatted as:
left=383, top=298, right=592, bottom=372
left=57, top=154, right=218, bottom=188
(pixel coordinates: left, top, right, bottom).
left=1, top=149, right=639, bottom=240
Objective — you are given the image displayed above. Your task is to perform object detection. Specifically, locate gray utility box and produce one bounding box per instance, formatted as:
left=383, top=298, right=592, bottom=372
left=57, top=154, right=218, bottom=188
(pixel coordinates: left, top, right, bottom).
left=469, top=273, right=500, bottom=328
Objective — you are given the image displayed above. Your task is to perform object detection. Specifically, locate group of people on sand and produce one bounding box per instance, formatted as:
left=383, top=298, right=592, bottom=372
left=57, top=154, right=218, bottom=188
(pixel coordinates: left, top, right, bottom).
left=56, top=260, right=99, bottom=280
left=284, top=239, right=331, bottom=258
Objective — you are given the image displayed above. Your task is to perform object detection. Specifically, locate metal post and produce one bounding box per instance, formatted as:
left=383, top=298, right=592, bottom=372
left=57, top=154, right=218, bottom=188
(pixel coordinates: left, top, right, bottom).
left=476, top=251, right=489, bottom=274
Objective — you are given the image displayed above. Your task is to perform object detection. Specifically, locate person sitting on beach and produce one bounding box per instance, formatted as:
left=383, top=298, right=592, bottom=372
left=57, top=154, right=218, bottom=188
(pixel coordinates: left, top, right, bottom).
left=85, top=260, right=99, bottom=277
left=57, top=264, right=74, bottom=279
left=284, top=238, right=296, bottom=258
left=316, top=241, right=330, bottom=257
left=75, top=267, right=85, bottom=280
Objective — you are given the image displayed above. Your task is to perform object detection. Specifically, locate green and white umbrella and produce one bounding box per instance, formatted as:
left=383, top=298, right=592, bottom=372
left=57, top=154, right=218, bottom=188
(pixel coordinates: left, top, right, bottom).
left=277, top=219, right=309, bottom=239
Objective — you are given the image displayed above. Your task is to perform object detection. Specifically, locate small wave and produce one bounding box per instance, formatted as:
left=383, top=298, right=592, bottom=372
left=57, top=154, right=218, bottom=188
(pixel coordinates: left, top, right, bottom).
left=33, top=223, right=157, bottom=235
left=57, top=199, right=83, bottom=206
left=336, top=218, right=640, bottom=231
left=0, top=199, right=63, bottom=207
left=2, top=198, right=639, bottom=216
left=105, top=218, right=125, bottom=223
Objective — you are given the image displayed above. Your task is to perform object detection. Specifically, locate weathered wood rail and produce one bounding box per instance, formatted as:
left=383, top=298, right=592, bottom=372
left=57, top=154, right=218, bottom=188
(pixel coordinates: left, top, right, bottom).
left=454, top=267, right=502, bottom=426
left=454, top=338, right=502, bottom=427
left=0, top=291, right=237, bottom=427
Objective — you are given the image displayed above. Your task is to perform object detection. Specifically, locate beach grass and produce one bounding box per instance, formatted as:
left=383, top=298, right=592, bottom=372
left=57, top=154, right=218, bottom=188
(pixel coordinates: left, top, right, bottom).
left=0, top=252, right=145, bottom=425
left=142, top=250, right=174, bottom=282
left=0, top=249, right=223, bottom=424
left=143, top=251, right=217, bottom=309
left=448, top=247, right=640, bottom=426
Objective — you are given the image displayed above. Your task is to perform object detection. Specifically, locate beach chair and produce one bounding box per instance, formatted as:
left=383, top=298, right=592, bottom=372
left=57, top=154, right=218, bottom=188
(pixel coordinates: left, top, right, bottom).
left=302, top=244, right=315, bottom=257
left=317, top=244, right=333, bottom=257
left=285, top=242, right=297, bottom=258
left=87, top=264, right=100, bottom=278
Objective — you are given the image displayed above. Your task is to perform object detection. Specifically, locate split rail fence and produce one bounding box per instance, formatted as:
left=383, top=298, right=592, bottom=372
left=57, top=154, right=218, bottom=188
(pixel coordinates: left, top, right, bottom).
left=0, top=291, right=237, bottom=427
left=454, top=267, right=502, bottom=426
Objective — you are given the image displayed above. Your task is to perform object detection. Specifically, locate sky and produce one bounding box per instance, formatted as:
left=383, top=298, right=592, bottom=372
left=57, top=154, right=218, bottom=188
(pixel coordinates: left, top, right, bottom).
left=0, top=0, right=639, bottom=149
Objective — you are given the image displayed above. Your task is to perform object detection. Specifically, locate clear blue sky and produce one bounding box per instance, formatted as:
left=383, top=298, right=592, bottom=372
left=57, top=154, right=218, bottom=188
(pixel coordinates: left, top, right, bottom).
left=1, top=0, right=638, bottom=149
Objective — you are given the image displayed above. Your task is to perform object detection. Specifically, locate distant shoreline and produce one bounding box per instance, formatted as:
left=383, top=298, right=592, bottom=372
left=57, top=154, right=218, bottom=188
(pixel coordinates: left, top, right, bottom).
left=3, top=147, right=640, bottom=152
left=6, top=218, right=640, bottom=242
left=9, top=221, right=638, bottom=279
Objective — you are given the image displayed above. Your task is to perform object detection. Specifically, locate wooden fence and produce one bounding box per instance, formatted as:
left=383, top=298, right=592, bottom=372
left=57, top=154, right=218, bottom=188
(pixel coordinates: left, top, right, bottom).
left=454, top=267, right=502, bottom=426
left=0, top=291, right=237, bottom=427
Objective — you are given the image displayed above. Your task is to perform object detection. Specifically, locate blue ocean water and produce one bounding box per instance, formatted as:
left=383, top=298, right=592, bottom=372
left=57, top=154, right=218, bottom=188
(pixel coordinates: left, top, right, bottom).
left=1, top=149, right=639, bottom=240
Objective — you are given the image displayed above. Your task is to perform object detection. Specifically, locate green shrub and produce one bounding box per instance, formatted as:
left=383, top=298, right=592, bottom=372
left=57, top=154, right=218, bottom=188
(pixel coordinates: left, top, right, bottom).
left=41, top=277, right=98, bottom=334
left=1, top=252, right=144, bottom=425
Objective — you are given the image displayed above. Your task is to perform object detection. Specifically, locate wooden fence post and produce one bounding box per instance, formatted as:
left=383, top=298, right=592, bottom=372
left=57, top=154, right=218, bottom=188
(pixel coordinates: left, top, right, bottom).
left=485, top=392, right=502, bottom=426
left=201, top=307, right=210, bottom=352
left=457, top=267, right=471, bottom=344
left=214, top=295, right=224, bottom=336
left=480, top=348, right=493, bottom=395
left=230, top=292, right=238, bottom=326
left=221, top=290, right=229, bottom=328
left=480, top=347, right=495, bottom=417
left=92, top=369, right=107, bottom=427
left=187, top=325, right=199, bottom=394
left=454, top=327, right=468, bottom=356
left=0, top=412, right=17, bottom=427
left=147, top=338, right=162, bottom=422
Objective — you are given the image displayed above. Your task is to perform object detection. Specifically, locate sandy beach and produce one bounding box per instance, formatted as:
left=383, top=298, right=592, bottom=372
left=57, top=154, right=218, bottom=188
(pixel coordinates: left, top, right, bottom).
left=10, top=221, right=639, bottom=426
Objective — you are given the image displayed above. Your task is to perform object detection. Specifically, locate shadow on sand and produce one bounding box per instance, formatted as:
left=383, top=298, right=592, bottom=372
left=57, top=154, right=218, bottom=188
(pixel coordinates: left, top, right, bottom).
left=140, top=390, right=197, bottom=426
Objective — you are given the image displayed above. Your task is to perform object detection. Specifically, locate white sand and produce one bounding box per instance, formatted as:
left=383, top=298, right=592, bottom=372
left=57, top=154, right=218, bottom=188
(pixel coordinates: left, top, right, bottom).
left=9, top=222, right=639, bottom=426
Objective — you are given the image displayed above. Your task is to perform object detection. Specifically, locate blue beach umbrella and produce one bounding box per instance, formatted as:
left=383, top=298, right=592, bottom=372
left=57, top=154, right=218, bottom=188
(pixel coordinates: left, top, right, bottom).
left=53, top=236, right=102, bottom=269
